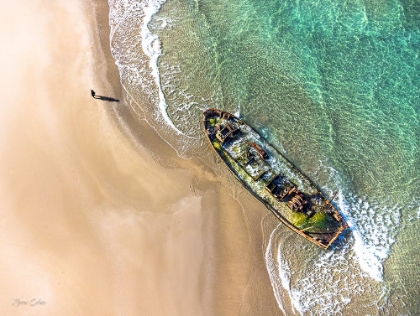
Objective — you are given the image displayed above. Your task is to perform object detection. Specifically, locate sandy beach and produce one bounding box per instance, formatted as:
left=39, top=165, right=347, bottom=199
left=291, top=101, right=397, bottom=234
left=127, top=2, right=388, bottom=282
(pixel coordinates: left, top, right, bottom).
left=0, top=0, right=280, bottom=315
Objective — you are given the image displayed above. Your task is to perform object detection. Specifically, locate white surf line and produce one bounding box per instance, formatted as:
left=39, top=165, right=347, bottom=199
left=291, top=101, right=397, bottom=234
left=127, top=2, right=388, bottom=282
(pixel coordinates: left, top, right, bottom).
left=265, top=224, right=296, bottom=315
left=140, top=0, right=184, bottom=135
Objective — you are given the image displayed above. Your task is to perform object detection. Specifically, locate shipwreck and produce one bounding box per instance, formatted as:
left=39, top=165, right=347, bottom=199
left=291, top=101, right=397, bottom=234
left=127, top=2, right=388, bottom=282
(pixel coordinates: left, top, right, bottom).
left=203, top=108, right=348, bottom=249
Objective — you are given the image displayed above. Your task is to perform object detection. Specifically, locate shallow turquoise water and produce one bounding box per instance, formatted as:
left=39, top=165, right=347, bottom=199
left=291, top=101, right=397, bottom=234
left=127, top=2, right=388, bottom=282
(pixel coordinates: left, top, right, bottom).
left=109, top=0, right=420, bottom=314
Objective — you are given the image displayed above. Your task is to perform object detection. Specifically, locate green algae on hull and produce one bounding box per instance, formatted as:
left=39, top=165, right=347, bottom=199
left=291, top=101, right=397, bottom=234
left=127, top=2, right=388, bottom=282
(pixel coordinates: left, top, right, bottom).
left=203, top=108, right=349, bottom=249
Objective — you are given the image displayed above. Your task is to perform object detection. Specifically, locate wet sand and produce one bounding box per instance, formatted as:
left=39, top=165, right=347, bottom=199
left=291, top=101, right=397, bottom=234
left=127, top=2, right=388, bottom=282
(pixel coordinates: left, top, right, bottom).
left=0, top=0, right=280, bottom=315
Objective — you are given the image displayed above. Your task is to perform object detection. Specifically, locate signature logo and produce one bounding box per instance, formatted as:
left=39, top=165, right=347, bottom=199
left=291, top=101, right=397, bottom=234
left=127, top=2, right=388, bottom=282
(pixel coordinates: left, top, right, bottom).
left=12, top=298, right=46, bottom=307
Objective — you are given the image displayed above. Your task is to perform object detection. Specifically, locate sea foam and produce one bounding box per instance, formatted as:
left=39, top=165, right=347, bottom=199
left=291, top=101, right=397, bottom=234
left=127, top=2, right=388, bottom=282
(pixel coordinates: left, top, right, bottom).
left=265, top=224, right=387, bottom=316
left=313, top=161, right=401, bottom=282
left=108, top=0, right=184, bottom=135
left=139, top=1, right=182, bottom=134
left=337, top=192, right=401, bottom=282
left=265, top=225, right=292, bottom=315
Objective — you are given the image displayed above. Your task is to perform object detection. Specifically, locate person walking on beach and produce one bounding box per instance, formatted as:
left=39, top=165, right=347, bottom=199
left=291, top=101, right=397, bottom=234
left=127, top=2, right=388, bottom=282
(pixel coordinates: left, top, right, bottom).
left=91, top=90, right=119, bottom=102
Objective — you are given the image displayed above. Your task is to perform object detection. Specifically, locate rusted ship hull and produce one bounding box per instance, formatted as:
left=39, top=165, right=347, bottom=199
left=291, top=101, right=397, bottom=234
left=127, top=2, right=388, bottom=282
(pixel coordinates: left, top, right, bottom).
left=203, top=108, right=348, bottom=249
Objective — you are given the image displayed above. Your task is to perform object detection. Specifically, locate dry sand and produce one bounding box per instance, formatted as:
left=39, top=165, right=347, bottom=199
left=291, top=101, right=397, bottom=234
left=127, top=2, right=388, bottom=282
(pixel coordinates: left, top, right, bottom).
left=0, top=0, right=280, bottom=315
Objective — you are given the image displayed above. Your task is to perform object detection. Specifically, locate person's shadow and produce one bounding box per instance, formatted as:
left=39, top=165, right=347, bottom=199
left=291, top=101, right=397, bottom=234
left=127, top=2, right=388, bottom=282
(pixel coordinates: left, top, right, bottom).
left=91, top=90, right=119, bottom=102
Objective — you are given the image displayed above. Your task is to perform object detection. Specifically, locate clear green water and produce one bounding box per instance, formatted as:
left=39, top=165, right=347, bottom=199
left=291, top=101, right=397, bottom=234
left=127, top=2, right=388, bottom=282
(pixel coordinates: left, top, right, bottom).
left=109, top=0, right=420, bottom=314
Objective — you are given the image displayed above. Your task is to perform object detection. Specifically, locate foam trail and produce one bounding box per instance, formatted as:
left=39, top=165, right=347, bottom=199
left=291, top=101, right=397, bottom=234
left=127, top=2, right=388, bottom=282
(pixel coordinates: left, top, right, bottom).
left=264, top=225, right=289, bottom=315
left=139, top=0, right=183, bottom=134
left=336, top=191, right=401, bottom=282
left=264, top=226, right=309, bottom=316
left=317, top=162, right=400, bottom=282
left=108, top=0, right=183, bottom=135
left=335, top=192, right=383, bottom=282
left=265, top=227, right=360, bottom=315
left=352, top=231, right=383, bottom=282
